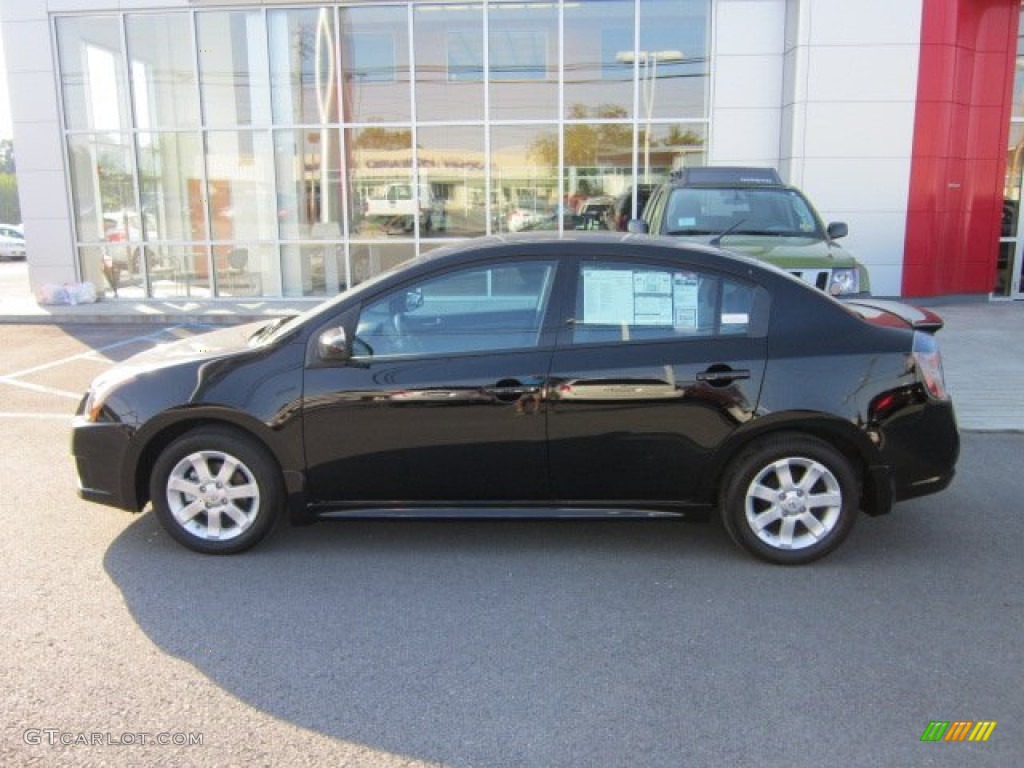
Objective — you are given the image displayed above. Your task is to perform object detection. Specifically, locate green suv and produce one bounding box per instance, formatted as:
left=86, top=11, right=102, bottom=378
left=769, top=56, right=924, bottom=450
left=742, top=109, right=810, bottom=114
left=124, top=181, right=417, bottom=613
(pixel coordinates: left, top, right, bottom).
left=629, top=167, right=870, bottom=296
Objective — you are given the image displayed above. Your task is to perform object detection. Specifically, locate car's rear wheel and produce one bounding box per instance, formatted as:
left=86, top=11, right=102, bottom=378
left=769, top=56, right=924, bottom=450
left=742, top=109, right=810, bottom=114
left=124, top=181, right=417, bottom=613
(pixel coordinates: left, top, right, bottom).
left=720, top=434, right=859, bottom=565
left=149, top=427, right=282, bottom=554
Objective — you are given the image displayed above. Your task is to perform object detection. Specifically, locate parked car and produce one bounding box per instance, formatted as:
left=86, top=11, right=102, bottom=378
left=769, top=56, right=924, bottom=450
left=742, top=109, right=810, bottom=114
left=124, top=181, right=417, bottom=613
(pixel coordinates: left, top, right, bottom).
left=518, top=211, right=589, bottom=231
left=630, top=166, right=870, bottom=296
left=507, top=203, right=548, bottom=232
left=516, top=203, right=611, bottom=232
left=0, top=222, right=23, bottom=239
left=576, top=195, right=614, bottom=229
left=72, top=233, right=958, bottom=564
left=0, top=223, right=26, bottom=260
left=607, top=184, right=657, bottom=231
left=362, top=183, right=443, bottom=232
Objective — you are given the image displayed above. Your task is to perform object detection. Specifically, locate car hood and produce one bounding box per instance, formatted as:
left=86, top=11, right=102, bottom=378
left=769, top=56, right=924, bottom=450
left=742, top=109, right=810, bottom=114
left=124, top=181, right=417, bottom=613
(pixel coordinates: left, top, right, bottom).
left=684, top=235, right=860, bottom=269
left=84, top=321, right=275, bottom=407
left=129, top=320, right=271, bottom=365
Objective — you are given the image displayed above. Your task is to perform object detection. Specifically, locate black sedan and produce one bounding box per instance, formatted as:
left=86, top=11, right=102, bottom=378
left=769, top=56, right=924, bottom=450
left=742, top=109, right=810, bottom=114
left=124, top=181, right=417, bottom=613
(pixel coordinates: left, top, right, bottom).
left=72, top=234, right=959, bottom=564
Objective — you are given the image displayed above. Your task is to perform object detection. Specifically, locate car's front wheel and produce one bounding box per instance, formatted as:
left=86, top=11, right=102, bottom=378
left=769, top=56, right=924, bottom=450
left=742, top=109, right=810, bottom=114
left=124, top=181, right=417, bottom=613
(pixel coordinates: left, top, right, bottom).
left=720, top=434, right=859, bottom=565
left=149, top=427, right=282, bottom=554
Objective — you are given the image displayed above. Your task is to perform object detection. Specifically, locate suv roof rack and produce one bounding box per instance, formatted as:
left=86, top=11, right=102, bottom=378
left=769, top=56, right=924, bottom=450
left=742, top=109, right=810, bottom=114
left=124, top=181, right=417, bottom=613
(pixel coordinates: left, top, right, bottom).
left=670, top=166, right=783, bottom=186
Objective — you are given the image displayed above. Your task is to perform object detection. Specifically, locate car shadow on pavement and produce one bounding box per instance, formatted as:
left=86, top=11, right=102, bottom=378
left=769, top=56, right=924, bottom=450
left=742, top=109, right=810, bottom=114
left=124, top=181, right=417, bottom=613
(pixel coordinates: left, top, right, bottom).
left=103, top=514, right=739, bottom=764
left=101, top=437, right=1024, bottom=767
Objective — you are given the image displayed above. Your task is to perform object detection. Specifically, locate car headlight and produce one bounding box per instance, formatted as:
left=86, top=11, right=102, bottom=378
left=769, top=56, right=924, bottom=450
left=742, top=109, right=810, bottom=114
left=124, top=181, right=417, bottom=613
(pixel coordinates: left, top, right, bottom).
left=80, top=386, right=116, bottom=423
left=829, top=268, right=860, bottom=296
left=80, top=366, right=140, bottom=422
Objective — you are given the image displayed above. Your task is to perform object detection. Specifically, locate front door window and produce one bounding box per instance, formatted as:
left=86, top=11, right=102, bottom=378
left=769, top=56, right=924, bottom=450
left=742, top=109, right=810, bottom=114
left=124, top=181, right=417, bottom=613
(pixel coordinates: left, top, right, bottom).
left=355, top=261, right=556, bottom=358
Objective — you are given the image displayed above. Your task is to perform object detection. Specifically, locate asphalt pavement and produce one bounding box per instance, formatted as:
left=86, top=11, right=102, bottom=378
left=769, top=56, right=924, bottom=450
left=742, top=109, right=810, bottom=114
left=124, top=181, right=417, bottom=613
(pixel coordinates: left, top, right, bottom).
left=0, top=260, right=1021, bottom=431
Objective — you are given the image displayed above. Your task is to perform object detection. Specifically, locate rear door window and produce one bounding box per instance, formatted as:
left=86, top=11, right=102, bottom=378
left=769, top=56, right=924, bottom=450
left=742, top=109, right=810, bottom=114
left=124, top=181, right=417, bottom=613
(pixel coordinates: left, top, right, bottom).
left=570, top=260, right=759, bottom=344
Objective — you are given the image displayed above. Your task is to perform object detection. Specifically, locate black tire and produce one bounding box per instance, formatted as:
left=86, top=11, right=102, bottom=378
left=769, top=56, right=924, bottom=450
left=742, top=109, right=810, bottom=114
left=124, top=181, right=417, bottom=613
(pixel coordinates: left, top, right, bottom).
left=719, top=434, right=859, bottom=565
left=149, top=426, right=283, bottom=554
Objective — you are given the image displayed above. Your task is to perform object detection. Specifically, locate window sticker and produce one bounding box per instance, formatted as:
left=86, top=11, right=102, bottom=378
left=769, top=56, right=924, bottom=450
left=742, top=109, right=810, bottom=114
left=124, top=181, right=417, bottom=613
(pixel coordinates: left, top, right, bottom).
left=633, top=271, right=671, bottom=295
left=635, top=295, right=673, bottom=325
left=582, top=268, right=634, bottom=325
left=632, top=271, right=672, bottom=325
left=676, top=217, right=697, bottom=227
left=582, top=267, right=709, bottom=330
left=722, top=313, right=749, bottom=325
left=672, top=272, right=700, bottom=329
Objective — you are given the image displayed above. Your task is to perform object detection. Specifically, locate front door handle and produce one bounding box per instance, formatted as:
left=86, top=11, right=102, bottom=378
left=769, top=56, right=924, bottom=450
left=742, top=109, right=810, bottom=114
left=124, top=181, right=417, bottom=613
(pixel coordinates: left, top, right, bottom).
left=485, top=379, right=541, bottom=402
left=696, top=366, right=751, bottom=385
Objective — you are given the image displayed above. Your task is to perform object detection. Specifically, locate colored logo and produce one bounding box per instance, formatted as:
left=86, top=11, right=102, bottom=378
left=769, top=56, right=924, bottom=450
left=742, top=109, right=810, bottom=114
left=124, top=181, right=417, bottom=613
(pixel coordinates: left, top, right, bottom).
left=921, top=721, right=997, bottom=742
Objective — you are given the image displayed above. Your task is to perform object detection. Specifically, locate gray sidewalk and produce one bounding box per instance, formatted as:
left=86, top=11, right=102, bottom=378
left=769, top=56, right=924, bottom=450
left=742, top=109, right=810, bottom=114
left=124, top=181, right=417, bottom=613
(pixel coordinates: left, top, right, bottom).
left=0, top=266, right=1020, bottom=431
left=914, top=300, right=1024, bottom=432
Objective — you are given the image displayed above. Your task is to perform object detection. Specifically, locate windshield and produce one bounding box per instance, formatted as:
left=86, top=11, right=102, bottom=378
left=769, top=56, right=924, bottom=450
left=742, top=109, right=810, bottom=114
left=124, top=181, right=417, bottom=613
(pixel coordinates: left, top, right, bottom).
left=662, top=187, right=824, bottom=238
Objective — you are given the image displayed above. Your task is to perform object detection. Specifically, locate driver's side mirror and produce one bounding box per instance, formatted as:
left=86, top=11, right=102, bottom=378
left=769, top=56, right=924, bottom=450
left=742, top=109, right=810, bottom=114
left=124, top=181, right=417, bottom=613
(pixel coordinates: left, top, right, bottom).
left=317, top=326, right=350, bottom=362
left=627, top=219, right=649, bottom=234
left=827, top=221, right=848, bottom=240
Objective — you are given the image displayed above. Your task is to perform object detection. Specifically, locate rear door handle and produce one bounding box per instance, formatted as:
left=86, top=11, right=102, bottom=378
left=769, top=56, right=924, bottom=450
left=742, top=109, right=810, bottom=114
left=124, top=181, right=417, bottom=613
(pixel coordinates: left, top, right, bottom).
left=696, top=367, right=751, bottom=385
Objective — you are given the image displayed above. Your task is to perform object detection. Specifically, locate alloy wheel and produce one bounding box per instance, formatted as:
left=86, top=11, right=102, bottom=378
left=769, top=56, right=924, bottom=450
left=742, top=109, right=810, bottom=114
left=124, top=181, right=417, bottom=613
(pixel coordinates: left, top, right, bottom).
left=743, top=456, right=843, bottom=551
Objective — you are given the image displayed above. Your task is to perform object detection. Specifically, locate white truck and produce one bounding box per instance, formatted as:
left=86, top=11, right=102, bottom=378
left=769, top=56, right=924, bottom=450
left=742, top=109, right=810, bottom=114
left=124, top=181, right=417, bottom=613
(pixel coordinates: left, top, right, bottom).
left=362, top=183, right=442, bottom=232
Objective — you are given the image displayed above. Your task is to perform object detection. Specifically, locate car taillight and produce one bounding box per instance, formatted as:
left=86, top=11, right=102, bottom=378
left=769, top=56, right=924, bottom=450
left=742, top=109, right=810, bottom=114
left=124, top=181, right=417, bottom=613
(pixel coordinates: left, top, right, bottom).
left=912, top=331, right=949, bottom=400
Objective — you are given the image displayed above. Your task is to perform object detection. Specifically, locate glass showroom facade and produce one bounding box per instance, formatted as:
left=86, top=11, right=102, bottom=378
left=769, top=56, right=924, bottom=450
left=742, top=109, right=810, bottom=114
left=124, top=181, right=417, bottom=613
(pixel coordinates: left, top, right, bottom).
left=998, top=2, right=1024, bottom=298
left=55, top=1, right=710, bottom=299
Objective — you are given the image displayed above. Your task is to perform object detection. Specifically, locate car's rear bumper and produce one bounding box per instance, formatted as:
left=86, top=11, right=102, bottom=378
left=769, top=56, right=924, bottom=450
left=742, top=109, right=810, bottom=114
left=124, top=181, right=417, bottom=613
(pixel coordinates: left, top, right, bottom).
left=882, top=399, right=960, bottom=504
left=71, top=416, right=135, bottom=510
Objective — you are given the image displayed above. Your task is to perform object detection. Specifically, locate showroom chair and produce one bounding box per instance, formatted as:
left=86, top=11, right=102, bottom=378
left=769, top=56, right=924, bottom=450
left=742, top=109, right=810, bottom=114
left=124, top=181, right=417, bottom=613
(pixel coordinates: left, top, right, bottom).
left=221, top=247, right=261, bottom=296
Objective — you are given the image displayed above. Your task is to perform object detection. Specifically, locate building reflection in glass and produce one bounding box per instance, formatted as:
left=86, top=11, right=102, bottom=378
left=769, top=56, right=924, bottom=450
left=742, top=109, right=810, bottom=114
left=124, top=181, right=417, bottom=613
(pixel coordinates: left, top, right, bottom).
left=55, top=1, right=711, bottom=299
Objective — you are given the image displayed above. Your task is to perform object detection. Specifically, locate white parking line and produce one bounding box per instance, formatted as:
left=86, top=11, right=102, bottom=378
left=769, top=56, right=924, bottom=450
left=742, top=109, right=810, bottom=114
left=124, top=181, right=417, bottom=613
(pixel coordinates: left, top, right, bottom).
left=0, top=412, right=72, bottom=420
left=1, top=324, right=189, bottom=381
left=0, top=378, right=82, bottom=400
left=0, top=324, right=200, bottom=405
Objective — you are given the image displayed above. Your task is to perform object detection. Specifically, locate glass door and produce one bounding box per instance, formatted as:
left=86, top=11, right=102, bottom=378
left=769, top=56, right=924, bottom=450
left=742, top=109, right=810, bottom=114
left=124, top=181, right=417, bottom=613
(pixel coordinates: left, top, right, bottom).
left=998, top=125, right=1024, bottom=298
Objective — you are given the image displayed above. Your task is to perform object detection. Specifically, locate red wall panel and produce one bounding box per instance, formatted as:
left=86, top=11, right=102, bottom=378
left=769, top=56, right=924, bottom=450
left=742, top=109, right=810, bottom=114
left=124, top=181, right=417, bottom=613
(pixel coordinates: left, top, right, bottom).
left=903, top=0, right=1019, bottom=297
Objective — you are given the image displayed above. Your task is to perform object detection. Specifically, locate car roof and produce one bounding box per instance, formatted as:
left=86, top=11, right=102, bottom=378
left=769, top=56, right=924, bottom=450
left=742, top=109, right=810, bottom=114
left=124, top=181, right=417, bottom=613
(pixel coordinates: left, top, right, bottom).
left=417, top=231, right=780, bottom=276
left=669, top=166, right=784, bottom=187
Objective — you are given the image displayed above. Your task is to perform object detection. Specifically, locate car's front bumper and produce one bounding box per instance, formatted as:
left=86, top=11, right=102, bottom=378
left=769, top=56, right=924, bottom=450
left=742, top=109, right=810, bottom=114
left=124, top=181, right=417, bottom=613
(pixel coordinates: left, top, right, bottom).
left=71, top=416, right=136, bottom=510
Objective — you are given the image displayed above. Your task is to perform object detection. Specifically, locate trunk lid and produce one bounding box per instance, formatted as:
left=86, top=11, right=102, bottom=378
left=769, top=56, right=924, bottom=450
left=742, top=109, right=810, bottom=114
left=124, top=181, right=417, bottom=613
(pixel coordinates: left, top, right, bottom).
left=841, top=298, right=944, bottom=333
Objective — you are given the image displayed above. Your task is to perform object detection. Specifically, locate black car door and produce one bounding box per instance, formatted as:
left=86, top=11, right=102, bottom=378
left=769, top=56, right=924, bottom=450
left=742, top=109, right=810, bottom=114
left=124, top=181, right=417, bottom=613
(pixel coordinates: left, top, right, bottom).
left=302, top=258, right=559, bottom=505
left=546, top=256, right=769, bottom=504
